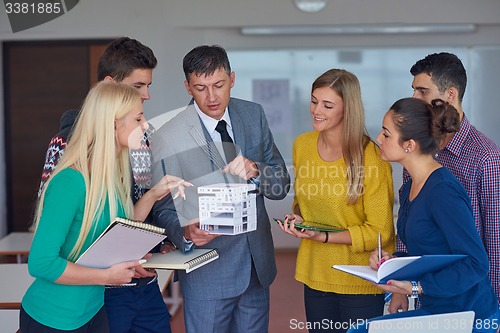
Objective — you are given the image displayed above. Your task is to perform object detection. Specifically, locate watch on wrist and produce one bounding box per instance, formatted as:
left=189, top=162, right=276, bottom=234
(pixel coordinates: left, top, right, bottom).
left=418, top=281, right=424, bottom=295
left=410, top=281, right=419, bottom=299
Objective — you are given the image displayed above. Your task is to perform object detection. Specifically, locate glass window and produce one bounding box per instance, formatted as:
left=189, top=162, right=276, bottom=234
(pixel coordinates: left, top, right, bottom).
left=228, top=47, right=472, bottom=201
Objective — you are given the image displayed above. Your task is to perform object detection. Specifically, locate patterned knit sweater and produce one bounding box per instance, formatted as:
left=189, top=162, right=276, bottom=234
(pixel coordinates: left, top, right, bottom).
left=293, top=131, right=395, bottom=294
left=38, top=109, right=154, bottom=202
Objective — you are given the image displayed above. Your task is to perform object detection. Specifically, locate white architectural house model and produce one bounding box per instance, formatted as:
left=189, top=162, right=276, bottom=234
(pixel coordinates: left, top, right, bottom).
left=198, top=183, right=257, bottom=235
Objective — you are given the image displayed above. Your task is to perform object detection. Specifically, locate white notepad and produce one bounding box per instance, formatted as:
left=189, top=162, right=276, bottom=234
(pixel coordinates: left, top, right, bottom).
left=76, top=218, right=167, bottom=269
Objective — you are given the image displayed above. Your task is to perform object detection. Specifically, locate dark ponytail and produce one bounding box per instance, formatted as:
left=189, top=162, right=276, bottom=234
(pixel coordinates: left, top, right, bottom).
left=390, top=98, right=459, bottom=154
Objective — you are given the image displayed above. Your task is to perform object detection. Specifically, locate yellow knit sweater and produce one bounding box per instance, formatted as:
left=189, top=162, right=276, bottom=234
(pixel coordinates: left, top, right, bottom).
left=293, top=131, right=395, bottom=294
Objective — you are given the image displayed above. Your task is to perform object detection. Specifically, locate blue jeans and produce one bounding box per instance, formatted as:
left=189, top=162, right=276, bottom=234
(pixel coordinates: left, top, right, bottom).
left=104, top=280, right=171, bottom=333
left=346, top=308, right=500, bottom=333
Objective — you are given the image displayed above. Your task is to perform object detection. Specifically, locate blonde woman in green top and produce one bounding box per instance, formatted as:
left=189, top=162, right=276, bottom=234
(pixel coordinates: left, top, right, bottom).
left=21, top=82, right=188, bottom=332
left=277, top=69, right=395, bottom=333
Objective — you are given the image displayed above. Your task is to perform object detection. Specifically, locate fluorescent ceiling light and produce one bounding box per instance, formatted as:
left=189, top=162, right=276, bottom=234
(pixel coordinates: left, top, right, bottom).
left=241, top=24, right=476, bottom=35
left=294, top=0, right=329, bottom=13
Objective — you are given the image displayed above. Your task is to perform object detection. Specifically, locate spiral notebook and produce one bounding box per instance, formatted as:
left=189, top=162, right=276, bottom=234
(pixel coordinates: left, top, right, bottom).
left=142, top=249, right=219, bottom=273
left=76, top=217, right=167, bottom=269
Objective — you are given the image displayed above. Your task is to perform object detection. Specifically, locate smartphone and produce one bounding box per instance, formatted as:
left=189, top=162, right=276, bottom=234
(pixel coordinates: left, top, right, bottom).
left=273, top=218, right=310, bottom=231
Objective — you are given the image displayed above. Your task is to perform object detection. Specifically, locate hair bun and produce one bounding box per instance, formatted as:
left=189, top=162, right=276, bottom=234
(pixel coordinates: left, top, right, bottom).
left=430, top=99, right=460, bottom=138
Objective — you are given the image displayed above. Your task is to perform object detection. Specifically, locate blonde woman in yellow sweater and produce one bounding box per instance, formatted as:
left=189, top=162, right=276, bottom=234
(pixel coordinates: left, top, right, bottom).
left=277, top=69, right=395, bottom=333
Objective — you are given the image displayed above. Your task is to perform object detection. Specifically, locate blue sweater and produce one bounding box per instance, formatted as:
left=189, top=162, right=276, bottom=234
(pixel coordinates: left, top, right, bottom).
left=398, top=167, right=497, bottom=319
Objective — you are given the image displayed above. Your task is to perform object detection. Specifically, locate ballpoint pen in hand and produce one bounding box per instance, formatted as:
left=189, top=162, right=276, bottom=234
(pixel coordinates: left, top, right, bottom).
left=378, top=232, right=382, bottom=263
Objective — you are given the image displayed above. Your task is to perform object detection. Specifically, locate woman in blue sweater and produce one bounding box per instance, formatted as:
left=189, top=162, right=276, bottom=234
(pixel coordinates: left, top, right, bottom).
left=347, top=98, right=500, bottom=333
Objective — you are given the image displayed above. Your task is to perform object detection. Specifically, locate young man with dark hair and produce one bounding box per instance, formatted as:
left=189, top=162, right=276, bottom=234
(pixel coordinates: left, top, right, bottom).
left=40, top=37, right=157, bottom=196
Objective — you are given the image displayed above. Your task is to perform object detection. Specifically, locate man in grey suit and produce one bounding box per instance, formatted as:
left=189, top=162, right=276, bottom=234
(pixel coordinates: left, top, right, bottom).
left=151, top=45, right=290, bottom=333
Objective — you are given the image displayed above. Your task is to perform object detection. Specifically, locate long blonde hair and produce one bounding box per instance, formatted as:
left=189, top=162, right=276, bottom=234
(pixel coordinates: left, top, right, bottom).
left=35, top=82, right=139, bottom=260
left=312, top=69, right=369, bottom=204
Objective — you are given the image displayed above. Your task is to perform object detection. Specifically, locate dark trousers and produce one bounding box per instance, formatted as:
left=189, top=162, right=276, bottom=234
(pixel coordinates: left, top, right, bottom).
left=20, top=305, right=109, bottom=333
left=304, top=284, right=385, bottom=333
left=183, top=264, right=269, bottom=333
left=104, top=281, right=171, bottom=333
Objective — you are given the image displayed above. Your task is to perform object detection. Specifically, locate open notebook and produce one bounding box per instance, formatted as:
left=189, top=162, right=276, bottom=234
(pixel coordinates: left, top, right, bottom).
left=333, top=254, right=466, bottom=284
left=76, top=217, right=166, bottom=269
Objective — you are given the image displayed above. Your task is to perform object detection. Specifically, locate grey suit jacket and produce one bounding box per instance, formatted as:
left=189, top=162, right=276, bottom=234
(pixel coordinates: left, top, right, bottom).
left=151, top=98, right=290, bottom=300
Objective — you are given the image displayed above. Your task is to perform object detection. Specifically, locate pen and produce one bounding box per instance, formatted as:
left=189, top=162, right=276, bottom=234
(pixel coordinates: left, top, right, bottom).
left=161, top=159, right=166, bottom=176
left=378, top=232, right=382, bottom=263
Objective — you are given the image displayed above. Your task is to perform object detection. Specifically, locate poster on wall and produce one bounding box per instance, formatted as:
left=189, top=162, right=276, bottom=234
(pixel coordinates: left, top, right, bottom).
left=252, top=79, right=291, bottom=134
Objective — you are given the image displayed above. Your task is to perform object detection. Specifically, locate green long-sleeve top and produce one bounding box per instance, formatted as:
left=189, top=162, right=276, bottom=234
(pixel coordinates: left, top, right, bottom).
left=22, top=168, right=125, bottom=330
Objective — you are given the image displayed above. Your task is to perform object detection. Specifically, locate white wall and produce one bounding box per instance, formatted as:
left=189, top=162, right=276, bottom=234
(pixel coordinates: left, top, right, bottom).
left=470, top=47, right=500, bottom=142
left=1, top=0, right=499, bottom=241
left=2, top=0, right=500, bottom=115
left=0, top=42, right=4, bottom=236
